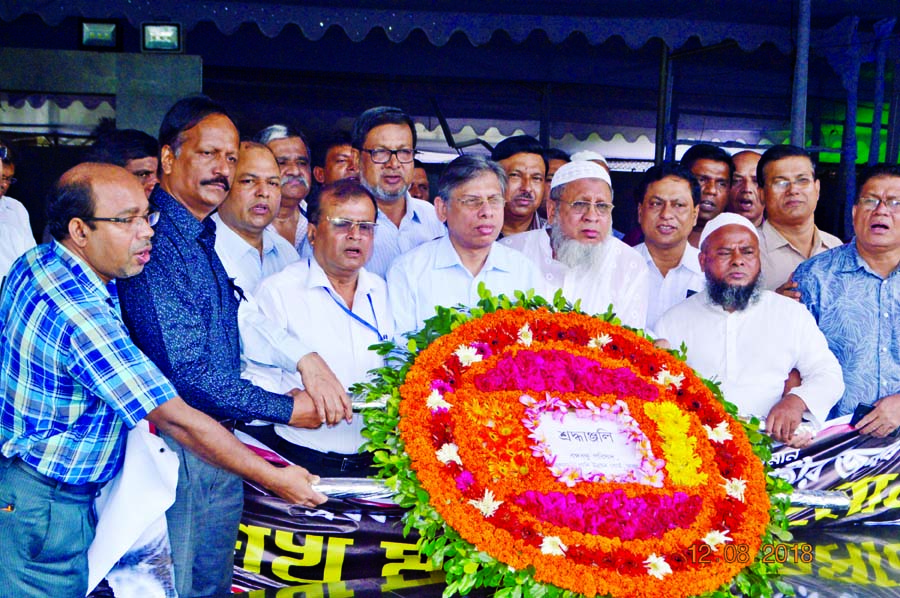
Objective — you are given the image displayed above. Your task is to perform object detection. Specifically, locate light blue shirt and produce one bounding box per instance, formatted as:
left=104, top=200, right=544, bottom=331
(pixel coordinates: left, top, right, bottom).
left=387, top=235, right=541, bottom=335
left=367, top=196, right=445, bottom=277
left=794, top=240, right=900, bottom=417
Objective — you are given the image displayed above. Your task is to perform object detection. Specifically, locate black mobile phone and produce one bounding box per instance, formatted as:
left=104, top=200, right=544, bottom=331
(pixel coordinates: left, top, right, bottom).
left=850, top=404, right=875, bottom=427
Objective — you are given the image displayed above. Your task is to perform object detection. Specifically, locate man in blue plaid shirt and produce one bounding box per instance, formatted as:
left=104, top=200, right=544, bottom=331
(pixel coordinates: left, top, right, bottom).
left=0, top=163, right=323, bottom=597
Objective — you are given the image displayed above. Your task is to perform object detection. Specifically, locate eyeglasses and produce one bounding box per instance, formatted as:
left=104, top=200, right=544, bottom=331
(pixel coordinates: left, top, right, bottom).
left=1, top=176, right=16, bottom=186
left=453, top=195, right=506, bottom=210
left=858, top=197, right=900, bottom=212
left=770, top=177, right=814, bottom=192
left=0, top=147, right=7, bottom=160
left=559, top=200, right=613, bottom=215
left=361, top=148, right=415, bottom=164
left=84, top=212, right=160, bottom=228
left=325, top=217, right=378, bottom=235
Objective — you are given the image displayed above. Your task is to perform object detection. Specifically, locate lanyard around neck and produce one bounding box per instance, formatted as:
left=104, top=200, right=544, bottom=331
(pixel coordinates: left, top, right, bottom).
left=314, top=260, right=386, bottom=341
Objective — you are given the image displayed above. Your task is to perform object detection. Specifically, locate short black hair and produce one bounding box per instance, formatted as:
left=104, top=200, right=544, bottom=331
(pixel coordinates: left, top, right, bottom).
left=680, top=143, right=734, bottom=179
left=307, top=179, right=378, bottom=225
left=490, top=135, right=547, bottom=173
left=158, top=95, right=235, bottom=154
left=351, top=106, right=416, bottom=150
left=635, top=163, right=701, bottom=206
left=756, top=145, right=815, bottom=187
left=544, top=147, right=570, bottom=163
left=312, top=131, right=353, bottom=168
left=46, top=177, right=95, bottom=241
left=86, top=129, right=159, bottom=166
left=856, top=164, right=900, bottom=200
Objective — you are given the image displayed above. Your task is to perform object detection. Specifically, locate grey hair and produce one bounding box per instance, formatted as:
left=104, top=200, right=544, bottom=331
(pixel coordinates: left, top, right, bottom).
left=253, top=124, right=309, bottom=154
left=435, top=154, right=508, bottom=202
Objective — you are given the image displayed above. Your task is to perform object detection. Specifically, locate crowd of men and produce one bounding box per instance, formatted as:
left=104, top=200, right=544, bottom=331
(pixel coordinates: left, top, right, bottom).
left=1, top=97, right=900, bottom=597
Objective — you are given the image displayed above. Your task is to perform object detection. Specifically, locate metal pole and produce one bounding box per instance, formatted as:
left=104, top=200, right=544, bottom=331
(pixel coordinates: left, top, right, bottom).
left=790, top=0, right=811, bottom=148
left=868, top=19, right=895, bottom=165
left=887, top=57, right=900, bottom=164
left=655, top=40, right=670, bottom=165
left=841, top=43, right=861, bottom=237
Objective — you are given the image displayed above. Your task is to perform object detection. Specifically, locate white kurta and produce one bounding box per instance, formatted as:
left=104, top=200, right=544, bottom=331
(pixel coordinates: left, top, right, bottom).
left=501, top=229, right=649, bottom=328
left=386, top=234, right=542, bottom=335
left=654, top=289, right=843, bottom=425
left=249, top=258, right=392, bottom=453
left=0, top=195, right=36, bottom=281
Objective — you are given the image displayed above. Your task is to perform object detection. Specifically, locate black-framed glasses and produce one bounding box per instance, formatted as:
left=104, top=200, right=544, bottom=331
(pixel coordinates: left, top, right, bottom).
left=84, top=212, right=160, bottom=228
left=326, top=216, right=378, bottom=235
left=361, top=148, right=416, bottom=164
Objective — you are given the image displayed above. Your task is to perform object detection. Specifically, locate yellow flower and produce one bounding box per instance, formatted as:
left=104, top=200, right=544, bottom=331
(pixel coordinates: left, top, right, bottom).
left=644, top=402, right=707, bottom=486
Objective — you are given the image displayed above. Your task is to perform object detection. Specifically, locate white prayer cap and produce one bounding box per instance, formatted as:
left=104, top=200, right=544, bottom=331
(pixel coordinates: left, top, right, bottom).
left=698, top=212, right=760, bottom=249
left=550, top=160, right=612, bottom=191
left=570, top=150, right=609, bottom=168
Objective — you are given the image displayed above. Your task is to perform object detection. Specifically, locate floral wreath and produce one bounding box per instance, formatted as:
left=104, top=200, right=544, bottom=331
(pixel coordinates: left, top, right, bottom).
left=358, top=289, right=793, bottom=598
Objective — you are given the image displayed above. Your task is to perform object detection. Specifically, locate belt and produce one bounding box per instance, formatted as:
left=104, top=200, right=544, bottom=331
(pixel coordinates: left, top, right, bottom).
left=7, top=458, right=104, bottom=496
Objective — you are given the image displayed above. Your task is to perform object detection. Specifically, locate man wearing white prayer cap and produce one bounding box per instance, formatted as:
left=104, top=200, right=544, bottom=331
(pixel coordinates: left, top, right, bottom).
left=500, top=160, right=649, bottom=327
left=570, top=150, right=610, bottom=174
left=655, top=213, right=843, bottom=447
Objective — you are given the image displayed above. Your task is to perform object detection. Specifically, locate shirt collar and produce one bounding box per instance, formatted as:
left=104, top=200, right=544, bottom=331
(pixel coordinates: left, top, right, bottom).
left=52, top=240, right=118, bottom=305
left=433, top=234, right=512, bottom=273
left=305, top=257, right=378, bottom=295
left=842, top=239, right=900, bottom=278
left=212, top=213, right=276, bottom=258
left=151, top=186, right=210, bottom=241
left=637, top=242, right=702, bottom=274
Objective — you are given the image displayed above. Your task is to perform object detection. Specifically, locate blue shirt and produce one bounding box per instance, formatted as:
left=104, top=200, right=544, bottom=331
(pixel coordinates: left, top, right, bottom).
left=794, top=240, right=900, bottom=417
left=118, top=187, right=294, bottom=423
left=0, top=242, right=177, bottom=484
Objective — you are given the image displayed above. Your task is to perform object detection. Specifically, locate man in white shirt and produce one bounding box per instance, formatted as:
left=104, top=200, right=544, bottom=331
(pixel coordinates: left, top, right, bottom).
left=501, top=160, right=649, bottom=328
left=214, top=141, right=350, bottom=425
left=352, top=106, right=444, bottom=276
left=246, top=180, right=390, bottom=476
left=655, top=213, right=843, bottom=447
left=0, top=142, right=36, bottom=281
left=634, top=163, right=704, bottom=329
left=387, top=155, right=541, bottom=335
left=254, top=124, right=313, bottom=252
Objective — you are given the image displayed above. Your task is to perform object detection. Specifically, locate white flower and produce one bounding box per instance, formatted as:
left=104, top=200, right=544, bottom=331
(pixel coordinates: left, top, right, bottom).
left=643, top=553, right=672, bottom=579
left=654, top=368, right=685, bottom=389
left=703, top=421, right=733, bottom=443
left=454, top=344, right=482, bottom=367
left=702, top=529, right=732, bottom=551
left=426, top=389, right=451, bottom=411
left=468, top=489, right=503, bottom=518
left=517, top=323, right=533, bottom=346
left=723, top=478, right=747, bottom=502
left=540, top=536, right=567, bottom=556
left=436, top=443, right=462, bottom=465
left=587, top=334, right=612, bottom=349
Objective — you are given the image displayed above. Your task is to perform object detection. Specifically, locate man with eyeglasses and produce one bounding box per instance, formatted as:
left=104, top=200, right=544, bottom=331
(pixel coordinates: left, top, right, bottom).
left=681, top=144, right=733, bottom=248
left=501, top=160, right=649, bottom=328
left=655, top=213, right=843, bottom=447
left=244, top=179, right=389, bottom=474
left=794, top=164, right=900, bottom=428
left=117, top=96, right=333, bottom=597
left=0, top=163, right=325, bottom=596
left=388, top=154, right=540, bottom=335
left=352, top=106, right=443, bottom=276
left=634, top=163, right=704, bottom=329
left=0, top=141, right=36, bottom=282
left=254, top=124, right=313, bottom=251
left=756, top=144, right=842, bottom=293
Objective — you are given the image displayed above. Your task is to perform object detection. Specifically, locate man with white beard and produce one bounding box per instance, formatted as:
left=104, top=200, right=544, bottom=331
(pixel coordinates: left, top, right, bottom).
left=654, top=213, right=843, bottom=446
left=500, top=160, right=648, bottom=328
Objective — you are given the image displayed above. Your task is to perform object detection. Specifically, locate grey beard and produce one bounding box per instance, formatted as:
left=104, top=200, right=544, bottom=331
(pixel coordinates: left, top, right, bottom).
left=550, top=225, right=610, bottom=269
left=705, top=272, right=762, bottom=312
left=361, top=177, right=407, bottom=203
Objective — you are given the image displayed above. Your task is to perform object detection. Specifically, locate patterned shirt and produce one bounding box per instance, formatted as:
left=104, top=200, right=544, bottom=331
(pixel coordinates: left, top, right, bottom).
left=0, top=242, right=177, bottom=484
left=118, top=187, right=294, bottom=423
left=794, top=241, right=900, bottom=417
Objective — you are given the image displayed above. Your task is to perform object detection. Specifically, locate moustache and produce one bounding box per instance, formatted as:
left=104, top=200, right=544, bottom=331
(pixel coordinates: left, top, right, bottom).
left=281, top=174, right=309, bottom=187
left=201, top=176, right=230, bottom=192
